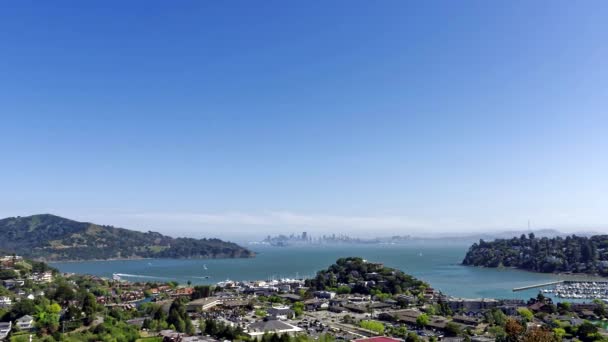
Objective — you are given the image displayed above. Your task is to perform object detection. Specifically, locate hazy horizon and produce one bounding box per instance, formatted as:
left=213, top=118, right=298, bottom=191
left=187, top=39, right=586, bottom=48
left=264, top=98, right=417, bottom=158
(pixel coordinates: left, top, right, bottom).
left=2, top=2, right=607, bottom=240
left=0, top=211, right=602, bottom=243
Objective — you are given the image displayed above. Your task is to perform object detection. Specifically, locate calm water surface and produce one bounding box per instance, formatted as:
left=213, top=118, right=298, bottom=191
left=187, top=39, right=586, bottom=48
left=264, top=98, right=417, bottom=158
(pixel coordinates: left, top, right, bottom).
left=50, top=242, right=604, bottom=301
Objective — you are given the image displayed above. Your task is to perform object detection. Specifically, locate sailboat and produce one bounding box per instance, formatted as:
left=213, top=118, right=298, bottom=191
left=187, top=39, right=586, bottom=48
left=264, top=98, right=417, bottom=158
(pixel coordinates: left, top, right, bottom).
left=203, top=264, right=208, bottom=270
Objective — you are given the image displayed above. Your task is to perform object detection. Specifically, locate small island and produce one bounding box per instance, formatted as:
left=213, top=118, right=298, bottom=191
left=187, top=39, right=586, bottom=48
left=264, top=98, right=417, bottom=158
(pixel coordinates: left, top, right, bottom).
left=462, top=233, right=608, bottom=276
left=0, top=214, right=254, bottom=262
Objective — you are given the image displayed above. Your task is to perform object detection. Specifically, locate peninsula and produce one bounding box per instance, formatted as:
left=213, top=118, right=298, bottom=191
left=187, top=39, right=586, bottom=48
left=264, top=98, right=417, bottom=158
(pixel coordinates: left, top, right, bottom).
left=462, top=233, right=608, bottom=276
left=0, top=214, right=254, bottom=262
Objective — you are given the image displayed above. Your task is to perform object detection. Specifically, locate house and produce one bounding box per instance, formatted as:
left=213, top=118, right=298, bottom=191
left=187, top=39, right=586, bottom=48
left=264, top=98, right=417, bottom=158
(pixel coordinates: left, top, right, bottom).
left=267, top=306, right=294, bottom=320
left=0, top=321, right=12, bottom=339
left=277, top=284, right=291, bottom=292
left=452, top=315, right=482, bottom=327
left=278, top=294, right=302, bottom=303
left=2, top=279, right=25, bottom=289
left=29, top=271, right=53, bottom=283
left=313, top=291, right=336, bottom=299
left=173, top=287, right=194, bottom=297
left=0, top=297, right=12, bottom=308
left=247, top=319, right=303, bottom=340
left=446, top=298, right=499, bottom=313
left=303, top=298, right=323, bottom=311
left=186, top=297, right=221, bottom=312
left=15, top=315, right=34, bottom=330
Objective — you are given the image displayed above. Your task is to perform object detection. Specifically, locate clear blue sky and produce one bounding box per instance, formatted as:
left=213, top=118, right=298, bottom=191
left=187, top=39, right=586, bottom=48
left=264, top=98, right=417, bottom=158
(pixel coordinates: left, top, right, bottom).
left=1, top=1, right=607, bottom=240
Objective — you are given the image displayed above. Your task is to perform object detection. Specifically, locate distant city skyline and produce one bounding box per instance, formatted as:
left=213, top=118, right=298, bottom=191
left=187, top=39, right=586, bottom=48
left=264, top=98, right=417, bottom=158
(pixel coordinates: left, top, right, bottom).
left=1, top=1, right=607, bottom=239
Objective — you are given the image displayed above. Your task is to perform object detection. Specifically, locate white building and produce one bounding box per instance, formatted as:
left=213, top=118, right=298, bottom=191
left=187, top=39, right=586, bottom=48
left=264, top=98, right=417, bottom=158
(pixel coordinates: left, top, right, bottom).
left=16, top=315, right=34, bottom=330
left=0, top=296, right=12, bottom=308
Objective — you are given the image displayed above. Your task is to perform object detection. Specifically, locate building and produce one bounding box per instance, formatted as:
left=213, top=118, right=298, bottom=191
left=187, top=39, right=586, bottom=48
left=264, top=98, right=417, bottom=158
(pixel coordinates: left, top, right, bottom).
left=0, top=296, right=12, bottom=308
left=247, top=319, right=303, bottom=340
left=29, top=271, right=53, bottom=283
left=0, top=321, right=12, bottom=339
left=267, top=306, right=294, bottom=320
left=446, top=298, right=499, bottom=312
left=173, top=287, right=194, bottom=297
left=15, top=315, right=34, bottom=330
left=278, top=294, right=302, bottom=302
left=313, top=290, right=336, bottom=299
left=186, top=297, right=221, bottom=312
left=2, top=279, right=25, bottom=289
left=354, top=338, right=402, bottom=342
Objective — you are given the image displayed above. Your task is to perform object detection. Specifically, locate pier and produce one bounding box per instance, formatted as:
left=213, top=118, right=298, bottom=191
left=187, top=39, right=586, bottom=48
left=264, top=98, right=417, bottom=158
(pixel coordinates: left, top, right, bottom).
left=513, top=281, right=564, bottom=292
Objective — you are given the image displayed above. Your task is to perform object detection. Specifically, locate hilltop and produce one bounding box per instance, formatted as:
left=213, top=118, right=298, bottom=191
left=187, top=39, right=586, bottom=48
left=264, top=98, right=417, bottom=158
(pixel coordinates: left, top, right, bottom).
left=306, top=257, right=428, bottom=295
left=462, top=233, right=608, bottom=275
left=0, top=214, right=254, bottom=261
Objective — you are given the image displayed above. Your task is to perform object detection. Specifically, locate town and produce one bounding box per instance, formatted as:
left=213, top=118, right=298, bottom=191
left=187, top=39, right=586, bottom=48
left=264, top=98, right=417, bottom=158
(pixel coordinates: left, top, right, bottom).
left=2, top=256, right=608, bottom=342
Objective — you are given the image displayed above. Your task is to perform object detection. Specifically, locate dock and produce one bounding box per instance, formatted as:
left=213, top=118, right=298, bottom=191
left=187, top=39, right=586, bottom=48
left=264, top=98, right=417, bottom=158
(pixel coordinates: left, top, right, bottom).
left=513, top=281, right=563, bottom=292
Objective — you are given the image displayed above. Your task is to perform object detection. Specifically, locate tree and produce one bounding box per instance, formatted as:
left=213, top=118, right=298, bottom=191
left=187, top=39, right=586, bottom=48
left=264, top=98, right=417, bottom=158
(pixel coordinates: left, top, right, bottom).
left=191, top=285, right=212, bottom=299
left=518, top=308, right=534, bottom=322
left=577, top=321, right=598, bottom=342
left=445, top=322, right=462, bottom=337
left=293, top=302, right=304, bottom=317
left=489, top=326, right=507, bottom=341
left=82, top=293, right=97, bottom=325
left=7, top=299, right=36, bottom=321
left=167, top=297, right=192, bottom=333
left=406, top=332, right=420, bottom=342
left=523, top=327, right=556, bottom=342
left=360, top=320, right=385, bottom=334
left=553, top=328, right=566, bottom=340
left=36, top=302, right=62, bottom=334
left=505, top=318, right=524, bottom=342
left=53, top=282, right=76, bottom=304
left=0, top=269, right=18, bottom=280
left=416, top=313, right=429, bottom=328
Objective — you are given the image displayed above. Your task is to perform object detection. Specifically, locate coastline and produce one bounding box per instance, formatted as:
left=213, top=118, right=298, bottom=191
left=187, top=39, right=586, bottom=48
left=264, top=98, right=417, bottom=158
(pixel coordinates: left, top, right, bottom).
left=45, top=253, right=256, bottom=264
left=462, top=263, right=608, bottom=281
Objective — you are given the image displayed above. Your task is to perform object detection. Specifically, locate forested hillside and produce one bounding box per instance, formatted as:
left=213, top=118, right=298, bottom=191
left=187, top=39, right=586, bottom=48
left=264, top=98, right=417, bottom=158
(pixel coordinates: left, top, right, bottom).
left=463, top=233, right=608, bottom=275
left=0, top=214, right=254, bottom=261
left=306, top=257, right=428, bottom=295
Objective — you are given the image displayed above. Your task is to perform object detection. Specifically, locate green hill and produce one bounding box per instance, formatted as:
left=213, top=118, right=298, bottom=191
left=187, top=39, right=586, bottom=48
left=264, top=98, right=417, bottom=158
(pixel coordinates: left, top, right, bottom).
left=462, top=233, right=608, bottom=275
left=0, top=214, right=254, bottom=261
left=306, top=257, right=428, bottom=295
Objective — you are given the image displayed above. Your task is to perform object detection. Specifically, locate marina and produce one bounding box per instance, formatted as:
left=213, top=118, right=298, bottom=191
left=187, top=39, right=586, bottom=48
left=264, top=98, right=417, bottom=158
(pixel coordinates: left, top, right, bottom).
left=543, top=281, right=608, bottom=300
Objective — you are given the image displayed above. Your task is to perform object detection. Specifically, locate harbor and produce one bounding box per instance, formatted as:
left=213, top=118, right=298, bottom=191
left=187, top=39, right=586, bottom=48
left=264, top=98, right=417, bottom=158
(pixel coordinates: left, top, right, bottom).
left=542, top=281, right=608, bottom=300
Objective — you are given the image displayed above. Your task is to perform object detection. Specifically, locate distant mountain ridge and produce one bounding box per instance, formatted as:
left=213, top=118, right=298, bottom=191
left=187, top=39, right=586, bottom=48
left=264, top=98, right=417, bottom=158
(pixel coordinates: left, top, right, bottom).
left=0, top=214, right=254, bottom=261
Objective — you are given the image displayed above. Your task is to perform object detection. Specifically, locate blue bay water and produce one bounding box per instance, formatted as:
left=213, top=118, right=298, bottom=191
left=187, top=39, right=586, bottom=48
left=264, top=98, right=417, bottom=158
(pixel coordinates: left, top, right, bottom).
left=50, top=242, right=602, bottom=301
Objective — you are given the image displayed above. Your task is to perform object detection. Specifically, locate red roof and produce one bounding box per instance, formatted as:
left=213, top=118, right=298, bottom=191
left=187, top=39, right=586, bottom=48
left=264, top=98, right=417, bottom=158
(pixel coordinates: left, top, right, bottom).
left=354, top=338, right=402, bottom=342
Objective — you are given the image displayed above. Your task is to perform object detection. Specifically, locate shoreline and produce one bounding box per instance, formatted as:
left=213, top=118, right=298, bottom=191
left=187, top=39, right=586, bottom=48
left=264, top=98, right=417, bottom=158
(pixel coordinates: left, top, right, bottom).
left=462, top=264, right=608, bottom=281
left=46, top=254, right=256, bottom=264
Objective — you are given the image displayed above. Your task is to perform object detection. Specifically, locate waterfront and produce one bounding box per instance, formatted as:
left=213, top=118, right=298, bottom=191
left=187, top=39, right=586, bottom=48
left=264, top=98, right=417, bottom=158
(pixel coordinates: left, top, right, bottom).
left=50, top=242, right=607, bottom=301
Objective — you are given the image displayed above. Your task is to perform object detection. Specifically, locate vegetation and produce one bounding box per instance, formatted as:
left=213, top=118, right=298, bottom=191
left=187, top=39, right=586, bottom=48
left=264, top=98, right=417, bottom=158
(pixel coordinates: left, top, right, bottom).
left=463, top=233, right=608, bottom=275
left=0, top=214, right=254, bottom=261
left=305, top=257, right=427, bottom=295
left=359, top=320, right=385, bottom=334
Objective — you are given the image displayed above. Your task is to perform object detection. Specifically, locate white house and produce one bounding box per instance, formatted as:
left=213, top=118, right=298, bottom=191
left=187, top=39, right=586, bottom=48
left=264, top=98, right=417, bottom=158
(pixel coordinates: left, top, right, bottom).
left=0, top=296, right=12, bottom=308
left=16, top=315, right=34, bottom=330
left=0, top=321, right=12, bottom=339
